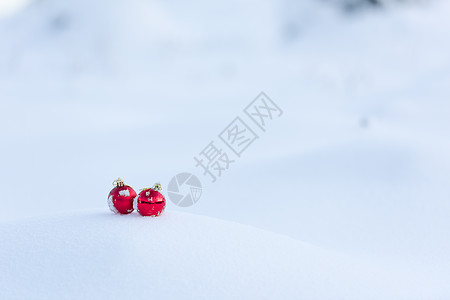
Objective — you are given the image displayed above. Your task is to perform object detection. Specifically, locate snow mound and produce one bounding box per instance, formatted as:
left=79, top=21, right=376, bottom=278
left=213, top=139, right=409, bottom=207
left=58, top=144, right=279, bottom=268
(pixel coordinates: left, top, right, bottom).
left=0, top=210, right=443, bottom=299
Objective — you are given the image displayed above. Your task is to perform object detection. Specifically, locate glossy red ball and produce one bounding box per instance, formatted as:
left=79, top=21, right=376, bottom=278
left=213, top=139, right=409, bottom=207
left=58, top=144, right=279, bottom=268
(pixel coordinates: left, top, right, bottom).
left=135, top=188, right=166, bottom=217
left=108, top=184, right=137, bottom=214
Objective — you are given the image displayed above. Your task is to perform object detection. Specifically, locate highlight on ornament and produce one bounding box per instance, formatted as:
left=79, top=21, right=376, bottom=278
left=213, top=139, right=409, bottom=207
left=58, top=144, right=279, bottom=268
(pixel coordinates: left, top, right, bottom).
left=107, top=178, right=166, bottom=217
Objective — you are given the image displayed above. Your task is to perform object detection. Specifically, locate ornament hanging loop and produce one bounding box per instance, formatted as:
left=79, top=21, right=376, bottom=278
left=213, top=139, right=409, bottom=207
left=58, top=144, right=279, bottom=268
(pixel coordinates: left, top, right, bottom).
left=113, top=178, right=125, bottom=187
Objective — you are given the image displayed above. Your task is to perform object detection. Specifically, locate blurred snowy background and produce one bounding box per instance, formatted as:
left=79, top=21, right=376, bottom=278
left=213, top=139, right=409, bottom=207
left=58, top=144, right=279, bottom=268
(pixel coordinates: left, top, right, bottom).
left=1, top=0, right=450, bottom=298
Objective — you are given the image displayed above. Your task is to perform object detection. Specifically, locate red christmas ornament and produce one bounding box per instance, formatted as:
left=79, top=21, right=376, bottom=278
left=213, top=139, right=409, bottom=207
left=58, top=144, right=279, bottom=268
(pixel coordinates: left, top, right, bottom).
left=108, top=178, right=137, bottom=214
left=135, top=183, right=166, bottom=217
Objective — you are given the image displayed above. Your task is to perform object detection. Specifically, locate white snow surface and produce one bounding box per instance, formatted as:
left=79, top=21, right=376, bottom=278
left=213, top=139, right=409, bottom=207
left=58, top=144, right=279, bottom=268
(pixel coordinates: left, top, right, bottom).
left=118, top=189, right=130, bottom=197
left=0, top=210, right=446, bottom=300
left=107, top=195, right=119, bottom=214
left=1, top=0, right=450, bottom=298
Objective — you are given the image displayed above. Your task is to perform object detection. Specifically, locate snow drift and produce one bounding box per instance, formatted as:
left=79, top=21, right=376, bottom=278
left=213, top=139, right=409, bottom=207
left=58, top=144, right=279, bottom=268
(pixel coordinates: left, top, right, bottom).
left=0, top=210, right=446, bottom=299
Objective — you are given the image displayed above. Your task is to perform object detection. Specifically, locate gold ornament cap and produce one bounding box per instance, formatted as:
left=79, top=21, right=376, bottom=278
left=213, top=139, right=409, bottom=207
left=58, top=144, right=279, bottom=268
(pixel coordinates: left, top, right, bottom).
left=152, top=183, right=162, bottom=191
left=113, top=178, right=125, bottom=187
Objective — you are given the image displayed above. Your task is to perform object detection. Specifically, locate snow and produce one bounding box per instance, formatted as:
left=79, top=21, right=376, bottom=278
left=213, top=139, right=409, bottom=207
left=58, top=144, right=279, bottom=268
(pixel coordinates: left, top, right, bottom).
left=1, top=0, right=450, bottom=298
left=0, top=210, right=446, bottom=300
left=118, top=189, right=130, bottom=197
left=107, top=195, right=119, bottom=214
left=133, top=196, right=139, bottom=211
left=0, top=0, right=27, bottom=18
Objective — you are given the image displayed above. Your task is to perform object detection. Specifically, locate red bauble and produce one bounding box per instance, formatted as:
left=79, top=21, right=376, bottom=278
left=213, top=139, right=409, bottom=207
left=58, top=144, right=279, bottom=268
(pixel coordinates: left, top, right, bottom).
left=108, top=178, right=137, bottom=214
left=135, top=183, right=166, bottom=217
